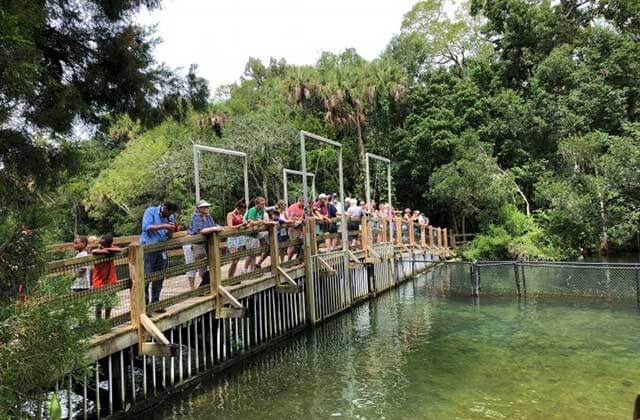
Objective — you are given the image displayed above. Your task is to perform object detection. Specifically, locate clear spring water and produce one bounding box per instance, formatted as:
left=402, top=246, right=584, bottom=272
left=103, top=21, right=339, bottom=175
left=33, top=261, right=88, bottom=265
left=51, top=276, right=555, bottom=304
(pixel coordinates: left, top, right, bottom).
left=148, top=268, right=640, bottom=419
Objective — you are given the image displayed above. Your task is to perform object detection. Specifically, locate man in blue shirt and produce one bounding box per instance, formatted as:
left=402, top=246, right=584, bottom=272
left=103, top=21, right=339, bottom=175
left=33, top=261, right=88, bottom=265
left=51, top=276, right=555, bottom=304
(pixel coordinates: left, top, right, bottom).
left=140, top=201, right=179, bottom=306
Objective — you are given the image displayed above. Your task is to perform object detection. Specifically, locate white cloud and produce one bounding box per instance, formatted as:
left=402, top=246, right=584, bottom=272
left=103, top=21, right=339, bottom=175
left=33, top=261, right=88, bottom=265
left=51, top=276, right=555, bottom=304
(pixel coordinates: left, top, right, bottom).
left=137, top=0, right=418, bottom=90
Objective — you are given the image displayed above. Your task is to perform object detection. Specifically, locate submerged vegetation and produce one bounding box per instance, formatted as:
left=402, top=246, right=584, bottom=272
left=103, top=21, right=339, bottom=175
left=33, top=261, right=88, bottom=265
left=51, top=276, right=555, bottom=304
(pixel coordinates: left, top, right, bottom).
left=2, top=0, right=640, bottom=412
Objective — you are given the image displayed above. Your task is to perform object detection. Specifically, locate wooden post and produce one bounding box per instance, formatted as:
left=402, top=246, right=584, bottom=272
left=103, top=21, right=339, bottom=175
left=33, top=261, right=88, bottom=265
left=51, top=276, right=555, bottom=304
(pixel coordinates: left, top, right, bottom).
left=409, top=219, right=415, bottom=246
left=420, top=225, right=426, bottom=248
left=128, top=243, right=146, bottom=345
left=303, top=218, right=317, bottom=325
left=449, top=230, right=457, bottom=249
left=361, top=215, right=369, bottom=257
left=443, top=228, right=449, bottom=248
left=428, top=226, right=433, bottom=248
left=437, top=228, right=443, bottom=248
left=208, top=232, right=223, bottom=315
left=268, top=224, right=279, bottom=276
left=395, top=217, right=402, bottom=246
left=309, top=217, right=318, bottom=255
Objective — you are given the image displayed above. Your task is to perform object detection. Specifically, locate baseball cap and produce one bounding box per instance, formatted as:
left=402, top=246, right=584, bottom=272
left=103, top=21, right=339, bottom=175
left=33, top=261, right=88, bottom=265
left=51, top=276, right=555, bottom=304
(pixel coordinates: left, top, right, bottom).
left=318, top=193, right=328, bottom=200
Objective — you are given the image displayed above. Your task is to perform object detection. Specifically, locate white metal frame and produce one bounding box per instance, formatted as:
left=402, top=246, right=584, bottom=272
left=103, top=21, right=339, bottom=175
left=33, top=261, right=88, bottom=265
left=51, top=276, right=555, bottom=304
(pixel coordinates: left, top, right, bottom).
left=283, top=168, right=316, bottom=205
left=299, top=130, right=350, bottom=305
left=193, top=144, right=250, bottom=208
left=365, top=152, right=392, bottom=213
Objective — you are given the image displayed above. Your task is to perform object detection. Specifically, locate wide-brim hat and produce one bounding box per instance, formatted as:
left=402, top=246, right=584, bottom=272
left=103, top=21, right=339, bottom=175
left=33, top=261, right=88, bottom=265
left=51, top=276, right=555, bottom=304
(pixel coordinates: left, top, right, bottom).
left=196, top=200, right=212, bottom=208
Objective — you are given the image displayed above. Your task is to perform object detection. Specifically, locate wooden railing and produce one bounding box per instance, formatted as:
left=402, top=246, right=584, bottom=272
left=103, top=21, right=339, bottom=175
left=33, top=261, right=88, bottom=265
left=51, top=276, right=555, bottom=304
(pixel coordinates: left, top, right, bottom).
left=44, top=216, right=453, bottom=353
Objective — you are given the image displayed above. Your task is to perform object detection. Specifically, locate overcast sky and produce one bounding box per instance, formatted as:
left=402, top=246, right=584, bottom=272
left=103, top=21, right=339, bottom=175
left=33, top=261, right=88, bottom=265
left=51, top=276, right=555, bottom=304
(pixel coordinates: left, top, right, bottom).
left=137, top=0, right=418, bottom=91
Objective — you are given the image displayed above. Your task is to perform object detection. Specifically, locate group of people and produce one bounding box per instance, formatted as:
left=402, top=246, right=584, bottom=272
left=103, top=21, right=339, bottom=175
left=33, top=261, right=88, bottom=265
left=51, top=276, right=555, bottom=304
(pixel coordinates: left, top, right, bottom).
left=71, top=195, right=429, bottom=316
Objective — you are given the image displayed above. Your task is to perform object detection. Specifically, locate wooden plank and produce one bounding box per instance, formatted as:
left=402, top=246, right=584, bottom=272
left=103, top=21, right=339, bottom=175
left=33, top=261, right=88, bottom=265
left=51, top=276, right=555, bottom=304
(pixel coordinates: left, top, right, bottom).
left=218, top=286, right=243, bottom=309
left=217, top=307, right=248, bottom=318
left=269, top=224, right=279, bottom=276
left=317, top=256, right=337, bottom=275
left=140, top=342, right=178, bottom=357
left=348, top=250, right=362, bottom=264
left=128, top=243, right=145, bottom=344
left=277, top=266, right=298, bottom=286
left=275, top=284, right=302, bottom=293
left=208, top=232, right=222, bottom=313
left=367, top=246, right=381, bottom=259
left=139, top=314, right=170, bottom=345
left=303, top=218, right=317, bottom=325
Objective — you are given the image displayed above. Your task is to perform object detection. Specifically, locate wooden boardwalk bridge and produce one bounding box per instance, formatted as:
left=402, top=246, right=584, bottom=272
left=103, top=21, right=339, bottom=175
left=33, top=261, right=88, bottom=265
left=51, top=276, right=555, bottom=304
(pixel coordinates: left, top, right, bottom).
left=42, top=216, right=453, bottom=419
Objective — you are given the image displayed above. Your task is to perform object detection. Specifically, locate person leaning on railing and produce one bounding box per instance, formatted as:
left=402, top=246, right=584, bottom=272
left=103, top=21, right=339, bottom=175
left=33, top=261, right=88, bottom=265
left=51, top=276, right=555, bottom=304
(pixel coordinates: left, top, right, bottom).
left=275, top=200, right=291, bottom=262
left=71, top=235, right=91, bottom=292
left=225, top=199, right=248, bottom=278
left=140, top=201, right=179, bottom=306
left=328, top=193, right=340, bottom=251
left=313, top=193, right=331, bottom=252
left=92, top=234, right=122, bottom=319
left=346, top=198, right=362, bottom=247
left=244, top=196, right=271, bottom=272
left=185, top=200, right=219, bottom=289
left=286, top=196, right=305, bottom=260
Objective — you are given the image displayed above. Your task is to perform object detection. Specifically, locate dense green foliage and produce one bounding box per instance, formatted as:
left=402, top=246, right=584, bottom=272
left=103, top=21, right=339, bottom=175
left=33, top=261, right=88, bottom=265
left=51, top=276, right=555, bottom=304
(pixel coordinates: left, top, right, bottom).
left=0, top=0, right=208, bottom=415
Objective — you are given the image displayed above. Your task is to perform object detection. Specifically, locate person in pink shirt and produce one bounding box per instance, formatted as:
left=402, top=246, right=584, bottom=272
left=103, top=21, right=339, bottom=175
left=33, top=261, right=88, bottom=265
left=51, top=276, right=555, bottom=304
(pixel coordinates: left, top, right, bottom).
left=287, top=196, right=305, bottom=260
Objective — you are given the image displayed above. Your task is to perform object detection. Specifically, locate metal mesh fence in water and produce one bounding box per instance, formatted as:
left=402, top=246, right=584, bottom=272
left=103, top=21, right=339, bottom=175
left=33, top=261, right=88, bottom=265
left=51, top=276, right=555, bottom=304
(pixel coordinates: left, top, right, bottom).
left=468, top=261, right=640, bottom=304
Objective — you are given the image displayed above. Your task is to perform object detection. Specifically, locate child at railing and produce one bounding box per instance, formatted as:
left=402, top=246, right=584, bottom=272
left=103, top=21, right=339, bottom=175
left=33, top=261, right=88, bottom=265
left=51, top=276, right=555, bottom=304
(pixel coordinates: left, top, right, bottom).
left=92, top=234, right=122, bottom=319
left=71, top=235, right=91, bottom=292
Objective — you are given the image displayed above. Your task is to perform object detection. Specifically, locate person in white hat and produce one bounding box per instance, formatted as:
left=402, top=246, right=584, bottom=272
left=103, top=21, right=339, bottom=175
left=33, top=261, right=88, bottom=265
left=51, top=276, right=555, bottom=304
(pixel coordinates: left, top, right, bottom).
left=184, top=199, right=221, bottom=289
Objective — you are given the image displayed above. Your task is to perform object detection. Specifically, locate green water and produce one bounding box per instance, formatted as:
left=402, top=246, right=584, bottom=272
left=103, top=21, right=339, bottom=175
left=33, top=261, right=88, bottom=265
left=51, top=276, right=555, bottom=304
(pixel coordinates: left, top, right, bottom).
left=150, top=271, right=640, bottom=419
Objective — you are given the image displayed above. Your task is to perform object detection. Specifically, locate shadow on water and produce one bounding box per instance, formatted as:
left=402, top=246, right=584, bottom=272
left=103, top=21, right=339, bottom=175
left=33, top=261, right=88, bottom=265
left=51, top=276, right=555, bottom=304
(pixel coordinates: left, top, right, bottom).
left=144, top=266, right=640, bottom=420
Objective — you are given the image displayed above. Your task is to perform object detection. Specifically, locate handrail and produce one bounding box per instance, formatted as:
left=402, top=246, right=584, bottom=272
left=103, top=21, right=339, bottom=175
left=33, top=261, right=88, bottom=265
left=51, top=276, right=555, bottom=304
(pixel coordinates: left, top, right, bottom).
left=43, top=213, right=455, bottom=333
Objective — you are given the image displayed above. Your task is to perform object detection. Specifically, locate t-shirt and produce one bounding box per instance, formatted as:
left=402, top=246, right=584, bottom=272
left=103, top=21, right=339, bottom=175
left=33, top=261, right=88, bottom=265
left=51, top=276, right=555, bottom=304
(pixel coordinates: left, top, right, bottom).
left=314, top=201, right=328, bottom=216
left=287, top=203, right=304, bottom=220
left=347, top=206, right=363, bottom=219
left=92, top=258, right=117, bottom=288
left=245, top=206, right=265, bottom=221
left=328, top=203, right=338, bottom=218
left=71, top=250, right=91, bottom=290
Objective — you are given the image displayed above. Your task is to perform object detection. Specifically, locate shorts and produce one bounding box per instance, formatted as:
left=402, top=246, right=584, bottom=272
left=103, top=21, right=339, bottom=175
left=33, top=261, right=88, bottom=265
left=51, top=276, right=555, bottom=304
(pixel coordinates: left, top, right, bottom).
left=348, top=220, right=360, bottom=232
left=226, top=235, right=246, bottom=251
left=278, top=233, right=289, bottom=242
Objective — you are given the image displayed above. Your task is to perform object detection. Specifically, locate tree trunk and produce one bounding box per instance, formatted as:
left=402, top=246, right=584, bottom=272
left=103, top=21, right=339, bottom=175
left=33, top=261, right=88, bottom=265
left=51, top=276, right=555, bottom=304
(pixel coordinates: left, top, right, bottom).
left=594, top=167, right=609, bottom=255
left=262, top=176, right=269, bottom=203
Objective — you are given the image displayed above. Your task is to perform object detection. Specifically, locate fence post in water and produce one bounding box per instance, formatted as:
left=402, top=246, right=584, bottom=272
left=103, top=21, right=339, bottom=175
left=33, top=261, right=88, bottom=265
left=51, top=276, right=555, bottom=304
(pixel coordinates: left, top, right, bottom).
left=636, top=265, right=640, bottom=309
left=521, top=263, right=527, bottom=295
left=472, top=260, right=480, bottom=297
left=303, top=218, right=317, bottom=325
left=128, top=243, right=146, bottom=341
left=513, top=261, right=521, bottom=297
